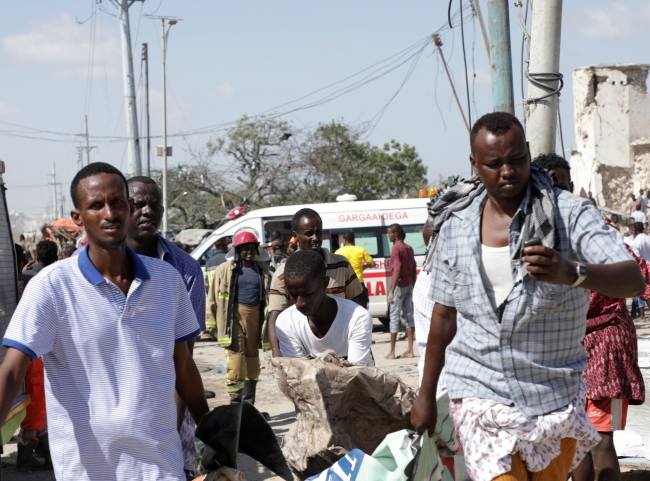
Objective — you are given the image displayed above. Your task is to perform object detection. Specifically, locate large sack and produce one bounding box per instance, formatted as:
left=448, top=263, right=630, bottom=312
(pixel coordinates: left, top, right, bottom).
left=194, top=402, right=293, bottom=481
left=271, top=351, right=415, bottom=479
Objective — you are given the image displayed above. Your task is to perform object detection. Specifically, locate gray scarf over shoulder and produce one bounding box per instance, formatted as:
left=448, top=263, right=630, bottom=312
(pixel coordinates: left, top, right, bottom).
left=422, top=163, right=557, bottom=274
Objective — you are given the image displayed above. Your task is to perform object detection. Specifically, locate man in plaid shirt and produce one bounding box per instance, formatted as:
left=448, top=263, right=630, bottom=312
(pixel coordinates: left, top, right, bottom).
left=411, top=112, right=644, bottom=481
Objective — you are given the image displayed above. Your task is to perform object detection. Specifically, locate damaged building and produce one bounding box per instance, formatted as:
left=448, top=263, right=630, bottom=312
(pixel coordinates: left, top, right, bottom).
left=570, top=64, right=650, bottom=213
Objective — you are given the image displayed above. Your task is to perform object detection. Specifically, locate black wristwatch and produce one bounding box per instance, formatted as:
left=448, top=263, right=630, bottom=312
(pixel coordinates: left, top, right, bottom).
left=571, top=262, right=589, bottom=287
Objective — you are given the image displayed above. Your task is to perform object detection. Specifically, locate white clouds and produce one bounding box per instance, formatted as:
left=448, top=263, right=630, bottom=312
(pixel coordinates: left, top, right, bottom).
left=0, top=102, right=20, bottom=116
left=2, top=12, right=121, bottom=79
left=574, top=2, right=650, bottom=38
left=217, top=82, right=236, bottom=100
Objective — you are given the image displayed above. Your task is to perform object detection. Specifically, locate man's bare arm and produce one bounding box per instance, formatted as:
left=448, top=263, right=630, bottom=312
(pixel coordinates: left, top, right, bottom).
left=390, top=270, right=399, bottom=295
left=174, top=341, right=209, bottom=425
left=523, top=246, right=644, bottom=298
left=267, top=310, right=282, bottom=357
left=0, top=348, right=32, bottom=425
left=411, top=304, right=457, bottom=435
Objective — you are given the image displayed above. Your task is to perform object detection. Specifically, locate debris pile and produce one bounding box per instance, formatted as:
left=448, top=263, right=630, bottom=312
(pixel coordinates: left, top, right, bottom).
left=271, top=351, right=416, bottom=479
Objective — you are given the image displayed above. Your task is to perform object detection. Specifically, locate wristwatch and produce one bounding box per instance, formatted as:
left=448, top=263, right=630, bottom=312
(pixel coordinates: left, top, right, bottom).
left=571, top=262, right=589, bottom=287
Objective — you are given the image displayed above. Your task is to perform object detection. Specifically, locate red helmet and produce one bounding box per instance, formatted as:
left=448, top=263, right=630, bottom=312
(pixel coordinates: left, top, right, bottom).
left=233, top=228, right=260, bottom=247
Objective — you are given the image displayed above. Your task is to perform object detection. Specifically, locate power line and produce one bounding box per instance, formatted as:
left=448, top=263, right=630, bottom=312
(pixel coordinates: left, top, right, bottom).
left=518, top=0, right=530, bottom=106
left=365, top=38, right=431, bottom=139
left=471, top=3, right=478, bottom=120
left=433, top=54, right=447, bottom=130
left=149, top=0, right=164, bottom=16
left=83, top=0, right=98, bottom=118
left=1, top=4, right=475, bottom=146
left=459, top=0, right=472, bottom=129
left=9, top=182, right=72, bottom=189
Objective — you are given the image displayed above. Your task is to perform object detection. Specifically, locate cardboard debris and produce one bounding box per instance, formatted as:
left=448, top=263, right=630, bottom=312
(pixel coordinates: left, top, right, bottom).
left=271, top=351, right=416, bottom=479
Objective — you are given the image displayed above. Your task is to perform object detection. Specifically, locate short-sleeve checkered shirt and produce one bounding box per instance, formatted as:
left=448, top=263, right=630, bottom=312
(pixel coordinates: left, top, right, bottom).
left=429, top=187, right=634, bottom=417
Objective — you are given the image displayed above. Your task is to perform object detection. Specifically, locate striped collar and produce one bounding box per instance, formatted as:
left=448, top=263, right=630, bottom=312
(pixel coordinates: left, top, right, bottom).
left=78, top=244, right=150, bottom=285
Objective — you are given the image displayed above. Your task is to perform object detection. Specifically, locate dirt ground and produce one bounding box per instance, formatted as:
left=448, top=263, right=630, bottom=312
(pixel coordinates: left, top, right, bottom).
left=2, top=320, right=649, bottom=480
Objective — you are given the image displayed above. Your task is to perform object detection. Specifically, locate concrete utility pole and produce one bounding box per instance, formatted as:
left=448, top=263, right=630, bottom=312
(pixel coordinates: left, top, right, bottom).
left=81, top=115, right=97, bottom=166
left=487, top=0, right=515, bottom=113
left=118, top=0, right=142, bottom=177
left=142, top=43, right=151, bottom=176
left=52, top=163, right=57, bottom=222
left=525, top=0, right=563, bottom=158
left=470, top=0, right=491, bottom=66
left=84, top=115, right=91, bottom=165
left=160, top=17, right=179, bottom=237
left=47, top=162, right=62, bottom=221
left=77, top=144, right=84, bottom=171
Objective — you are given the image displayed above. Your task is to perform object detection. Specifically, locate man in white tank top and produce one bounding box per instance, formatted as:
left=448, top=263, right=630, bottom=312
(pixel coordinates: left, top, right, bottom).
left=411, top=112, right=644, bottom=481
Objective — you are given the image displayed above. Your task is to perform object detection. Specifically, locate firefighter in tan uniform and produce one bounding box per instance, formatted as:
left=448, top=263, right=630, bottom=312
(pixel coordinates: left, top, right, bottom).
left=206, top=228, right=272, bottom=403
left=266, top=208, right=366, bottom=357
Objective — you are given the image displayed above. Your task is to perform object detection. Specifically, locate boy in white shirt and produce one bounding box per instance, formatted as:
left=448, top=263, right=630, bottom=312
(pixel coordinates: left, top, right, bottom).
left=275, top=250, right=374, bottom=366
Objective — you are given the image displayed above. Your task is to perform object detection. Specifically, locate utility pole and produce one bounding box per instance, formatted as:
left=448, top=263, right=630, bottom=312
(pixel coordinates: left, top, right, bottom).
left=433, top=34, right=470, bottom=134
left=84, top=115, right=91, bottom=165
left=470, top=0, right=491, bottom=66
left=118, top=0, right=142, bottom=177
left=77, top=144, right=84, bottom=171
left=80, top=115, right=97, bottom=166
left=52, top=163, right=57, bottom=221
left=525, top=0, right=563, bottom=158
left=161, top=17, right=180, bottom=236
left=47, top=163, right=62, bottom=221
left=146, top=14, right=180, bottom=236
left=142, top=43, right=151, bottom=177
left=487, top=0, right=515, bottom=113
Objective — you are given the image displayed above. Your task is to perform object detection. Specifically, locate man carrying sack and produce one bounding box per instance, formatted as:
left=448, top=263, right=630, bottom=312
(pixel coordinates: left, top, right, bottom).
left=412, top=112, right=644, bottom=481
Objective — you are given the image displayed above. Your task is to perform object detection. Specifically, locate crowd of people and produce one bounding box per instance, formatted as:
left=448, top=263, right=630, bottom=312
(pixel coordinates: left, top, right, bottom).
left=0, top=111, right=647, bottom=481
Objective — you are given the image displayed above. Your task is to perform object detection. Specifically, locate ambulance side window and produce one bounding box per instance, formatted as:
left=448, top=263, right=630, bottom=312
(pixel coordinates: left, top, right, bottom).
left=329, top=228, right=381, bottom=257
left=381, top=224, right=426, bottom=256
left=354, top=228, right=380, bottom=256
left=321, top=230, right=332, bottom=252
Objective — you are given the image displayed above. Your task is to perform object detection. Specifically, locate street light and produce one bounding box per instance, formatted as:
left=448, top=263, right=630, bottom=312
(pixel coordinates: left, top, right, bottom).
left=146, top=14, right=182, bottom=237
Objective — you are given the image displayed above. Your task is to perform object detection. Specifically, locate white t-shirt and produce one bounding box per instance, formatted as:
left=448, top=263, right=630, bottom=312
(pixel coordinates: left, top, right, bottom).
left=478, top=245, right=514, bottom=311
left=631, top=210, right=647, bottom=224
left=632, top=233, right=650, bottom=262
left=276, top=296, right=375, bottom=366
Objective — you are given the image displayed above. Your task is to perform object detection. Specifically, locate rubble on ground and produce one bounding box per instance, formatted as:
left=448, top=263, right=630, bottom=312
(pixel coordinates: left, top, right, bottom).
left=271, top=351, right=415, bottom=479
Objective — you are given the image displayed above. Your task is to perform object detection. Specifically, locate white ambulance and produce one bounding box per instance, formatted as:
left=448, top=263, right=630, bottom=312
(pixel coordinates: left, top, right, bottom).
left=191, top=196, right=429, bottom=325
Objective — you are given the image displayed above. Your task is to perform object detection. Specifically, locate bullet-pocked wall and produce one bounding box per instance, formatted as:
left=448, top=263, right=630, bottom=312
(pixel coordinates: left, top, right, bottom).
left=570, top=64, right=650, bottom=213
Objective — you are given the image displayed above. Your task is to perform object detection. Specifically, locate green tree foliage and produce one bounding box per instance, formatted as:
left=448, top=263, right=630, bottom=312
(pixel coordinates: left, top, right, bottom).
left=165, top=116, right=428, bottom=229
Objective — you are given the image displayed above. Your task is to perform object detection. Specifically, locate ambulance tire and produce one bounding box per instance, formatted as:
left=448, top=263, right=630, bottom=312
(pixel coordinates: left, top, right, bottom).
left=378, top=317, right=390, bottom=331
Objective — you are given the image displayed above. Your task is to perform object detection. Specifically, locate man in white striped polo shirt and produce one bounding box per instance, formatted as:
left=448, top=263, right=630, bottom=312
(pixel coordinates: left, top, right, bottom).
left=0, top=162, right=209, bottom=481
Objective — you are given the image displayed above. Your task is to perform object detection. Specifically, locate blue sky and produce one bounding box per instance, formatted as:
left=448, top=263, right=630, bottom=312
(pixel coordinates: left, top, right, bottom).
left=1, top=0, right=648, bottom=215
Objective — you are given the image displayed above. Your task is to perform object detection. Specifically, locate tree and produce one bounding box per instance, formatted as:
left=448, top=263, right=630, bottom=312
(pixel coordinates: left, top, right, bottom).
left=159, top=116, right=298, bottom=229
left=163, top=117, right=429, bottom=229
left=290, top=121, right=428, bottom=203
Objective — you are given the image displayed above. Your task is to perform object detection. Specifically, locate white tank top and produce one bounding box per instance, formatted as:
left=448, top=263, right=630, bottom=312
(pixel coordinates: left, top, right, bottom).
left=479, top=245, right=514, bottom=311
